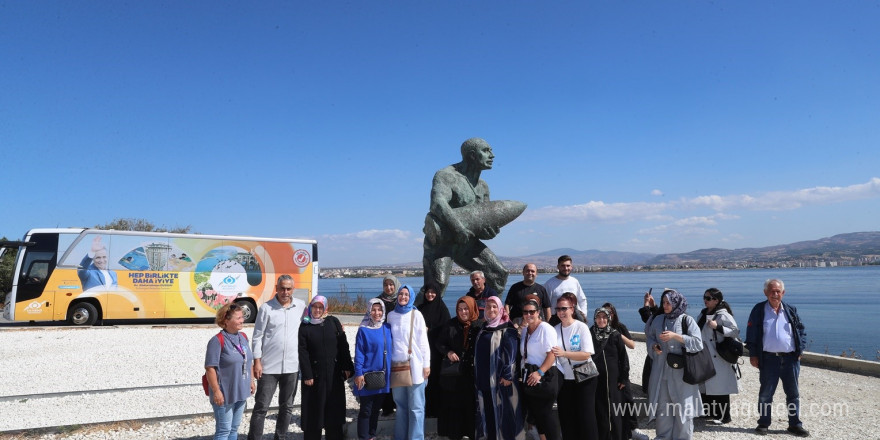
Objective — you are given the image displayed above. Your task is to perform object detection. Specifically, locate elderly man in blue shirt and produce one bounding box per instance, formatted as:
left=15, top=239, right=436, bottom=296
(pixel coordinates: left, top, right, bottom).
left=248, top=275, right=305, bottom=440
left=745, top=279, right=809, bottom=438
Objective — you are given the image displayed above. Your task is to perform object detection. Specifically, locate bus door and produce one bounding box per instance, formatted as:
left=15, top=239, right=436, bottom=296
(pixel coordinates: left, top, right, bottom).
left=12, top=233, right=59, bottom=321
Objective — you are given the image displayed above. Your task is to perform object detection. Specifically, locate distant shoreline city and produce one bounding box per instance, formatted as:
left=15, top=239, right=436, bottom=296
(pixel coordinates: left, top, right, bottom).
left=321, top=230, right=880, bottom=278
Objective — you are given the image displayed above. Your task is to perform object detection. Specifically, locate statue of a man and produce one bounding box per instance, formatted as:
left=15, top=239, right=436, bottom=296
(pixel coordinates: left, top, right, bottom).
left=422, top=137, right=522, bottom=299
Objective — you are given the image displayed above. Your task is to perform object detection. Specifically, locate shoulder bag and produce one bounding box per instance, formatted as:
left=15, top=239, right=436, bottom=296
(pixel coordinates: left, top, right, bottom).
left=362, top=327, right=388, bottom=390
left=714, top=317, right=744, bottom=364
left=390, top=312, right=415, bottom=388
left=670, top=316, right=716, bottom=385
left=520, top=326, right=561, bottom=399
left=561, top=325, right=598, bottom=382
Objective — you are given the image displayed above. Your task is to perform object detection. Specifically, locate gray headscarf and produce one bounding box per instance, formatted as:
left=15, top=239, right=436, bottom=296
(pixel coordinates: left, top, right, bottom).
left=379, top=275, right=400, bottom=303
left=360, top=298, right=386, bottom=329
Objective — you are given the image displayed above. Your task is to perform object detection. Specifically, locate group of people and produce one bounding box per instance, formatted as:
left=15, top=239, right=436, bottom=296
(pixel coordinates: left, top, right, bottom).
left=640, top=279, right=809, bottom=439
left=203, top=267, right=810, bottom=440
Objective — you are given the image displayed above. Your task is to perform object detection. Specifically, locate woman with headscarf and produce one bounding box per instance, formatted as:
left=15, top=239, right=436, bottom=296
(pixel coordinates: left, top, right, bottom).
left=436, top=296, right=483, bottom=439
left=353, top=298, right=393, bottom=440
left=645, top=289, right=703, bottom=440
left=697, top=288, right=739, bottom=424
left=298, top=296, right=354, bottom=440
left=377, top=275, right=400, bottom=416
left=602, top=302, right=638, bottom=440
left=551, top=292, right=598, bottom=440
left=591, top=306, right=629, bottom=440
left=520, top=295, right=562, bottom=440
left=387, top=284, right=431, bottom=440
left=474, top=295, right=524, bottom=440
left=417, top=282, right=450, bottom=418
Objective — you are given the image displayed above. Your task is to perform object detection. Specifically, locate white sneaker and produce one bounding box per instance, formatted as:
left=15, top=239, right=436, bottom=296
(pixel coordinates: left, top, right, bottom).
left=631, top=429, right=651, bottom=440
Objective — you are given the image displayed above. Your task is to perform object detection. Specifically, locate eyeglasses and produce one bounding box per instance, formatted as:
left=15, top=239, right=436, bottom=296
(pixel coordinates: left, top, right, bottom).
left=523, top=309, right=538, bottom=315
left=703, top=296, right=716, bottom=301
left=555, top=306, right=571, bottom=312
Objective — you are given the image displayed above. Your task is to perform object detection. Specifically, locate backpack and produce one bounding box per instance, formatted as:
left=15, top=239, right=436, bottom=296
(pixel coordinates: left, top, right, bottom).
left=202, top=331, right=249, bottom=396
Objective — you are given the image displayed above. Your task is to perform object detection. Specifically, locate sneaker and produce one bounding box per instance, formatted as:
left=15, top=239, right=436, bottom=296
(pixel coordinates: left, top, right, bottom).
left=755, top=425, right=769, bottom=435
left=712, top=417, right=732, bottom=425
left=787, top=426, right=810, bottom=437
left=630, top=430, right=650, bottom=440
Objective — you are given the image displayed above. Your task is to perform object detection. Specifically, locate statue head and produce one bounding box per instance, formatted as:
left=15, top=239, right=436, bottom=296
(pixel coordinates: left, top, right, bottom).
left=460, top=137, right=494, bottom=170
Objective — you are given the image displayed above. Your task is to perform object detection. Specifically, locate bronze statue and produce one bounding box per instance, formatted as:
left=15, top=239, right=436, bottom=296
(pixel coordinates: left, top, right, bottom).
left=420, top=137, right=526, bottom=301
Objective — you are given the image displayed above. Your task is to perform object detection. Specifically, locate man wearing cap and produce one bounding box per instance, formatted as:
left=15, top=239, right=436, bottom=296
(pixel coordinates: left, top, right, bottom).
left=745, top=279, right=809, bottom=437
left=248, top=275, right=305, bottom=440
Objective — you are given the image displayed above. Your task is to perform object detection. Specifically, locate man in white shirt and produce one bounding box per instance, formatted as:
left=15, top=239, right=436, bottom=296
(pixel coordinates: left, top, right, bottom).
left=543, top=255, right=588, bottom=319
left=248, top=275, right=305, bottom=440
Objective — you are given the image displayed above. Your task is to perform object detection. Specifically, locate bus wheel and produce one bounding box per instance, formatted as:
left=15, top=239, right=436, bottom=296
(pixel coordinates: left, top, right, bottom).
left=236, top=300, right=257, bottom=323
left=68, top=302, right=99, bottom=326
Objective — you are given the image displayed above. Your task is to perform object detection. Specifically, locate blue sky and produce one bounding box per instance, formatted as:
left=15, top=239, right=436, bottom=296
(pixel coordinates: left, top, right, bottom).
left=2, top=1, right=879, bottom=267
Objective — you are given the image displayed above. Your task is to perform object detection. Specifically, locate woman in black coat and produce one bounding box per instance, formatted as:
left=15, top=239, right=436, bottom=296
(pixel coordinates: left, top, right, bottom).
left=436, top=296, right=483, bottom=440
left=299, top=296, right=354, bottom=440
left=591, top=307, right=630, bottom=440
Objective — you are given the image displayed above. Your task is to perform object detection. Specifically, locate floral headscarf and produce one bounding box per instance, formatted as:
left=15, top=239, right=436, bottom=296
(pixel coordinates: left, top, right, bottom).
left=360, top=298, right=386, bottom=329
left=303, top=295, right=328, bottom=324
left=485, top=296, right=509, bottom=328
left=592, top=307, right=613, bottom=342
left=661, top=288, right=688, bottom=320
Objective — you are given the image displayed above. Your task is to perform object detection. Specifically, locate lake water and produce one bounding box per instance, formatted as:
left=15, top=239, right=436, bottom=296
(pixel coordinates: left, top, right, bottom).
left=319, top=266, right=880, bottom=361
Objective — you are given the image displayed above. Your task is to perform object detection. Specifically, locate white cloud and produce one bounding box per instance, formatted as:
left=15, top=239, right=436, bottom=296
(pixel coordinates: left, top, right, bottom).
left=320, top=229, right=421, bottom=266
left=522, top=200, right=669, bottom=223
left=651, top=189, right=664, bottom=196
left=682, top=178, right=880, bottom=211
left=523, top=178, right=880, bottom=224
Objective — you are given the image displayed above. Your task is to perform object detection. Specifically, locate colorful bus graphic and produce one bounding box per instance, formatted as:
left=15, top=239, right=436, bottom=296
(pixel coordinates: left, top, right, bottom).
left=1, top=229, right=317, bottom=325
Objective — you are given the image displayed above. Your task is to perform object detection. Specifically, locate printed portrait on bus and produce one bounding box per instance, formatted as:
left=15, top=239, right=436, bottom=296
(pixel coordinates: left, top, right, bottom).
left=77, top=235, right=118, bottom=291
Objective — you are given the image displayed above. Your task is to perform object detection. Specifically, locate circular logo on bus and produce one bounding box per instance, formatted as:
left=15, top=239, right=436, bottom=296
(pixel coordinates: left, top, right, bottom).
left=293, top=249, right=311, bottom=267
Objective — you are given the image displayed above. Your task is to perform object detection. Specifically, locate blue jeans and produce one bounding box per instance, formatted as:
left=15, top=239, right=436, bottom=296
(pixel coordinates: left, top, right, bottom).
left=212, top=399, right=246, bottom=440
left=758, top=352, right=802, bottom=427
left=391, top=380, right=427, bottom=440
left=248, top=372, right=299, bottom=440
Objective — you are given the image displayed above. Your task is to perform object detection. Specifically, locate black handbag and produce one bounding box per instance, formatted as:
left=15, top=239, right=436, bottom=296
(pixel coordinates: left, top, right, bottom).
left=679, top=316, right=716, bottom=385
left=440, top=358, right=462, bottom=377
left=661, top=316, right=716, bottom=384
left=716, top=336, right=744, bottom=364
left=520, top=364, right=561, bottom=399
left=362, top=327, right=388, bottom=390
left=520, top=329, right=561, bottom=399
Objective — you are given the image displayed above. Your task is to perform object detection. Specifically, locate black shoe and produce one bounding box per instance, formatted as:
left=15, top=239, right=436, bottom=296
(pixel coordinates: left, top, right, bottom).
left=755, top=425, right=769, bottom=435
left=712, top=417, right=732, bottom=425
left=787, top=426, right=810, bottom=437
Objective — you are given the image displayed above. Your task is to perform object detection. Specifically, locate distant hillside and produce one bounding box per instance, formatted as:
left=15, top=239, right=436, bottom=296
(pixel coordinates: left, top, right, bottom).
left=646, top=231, right=880, bottom=266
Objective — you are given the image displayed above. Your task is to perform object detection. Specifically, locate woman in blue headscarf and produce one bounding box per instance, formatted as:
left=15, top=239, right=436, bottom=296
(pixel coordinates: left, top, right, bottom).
left=386, top=284, right=431, bottom=440
left=298, top=295, right=354, bottom=440
left=645, top=289, right=704, bottom=440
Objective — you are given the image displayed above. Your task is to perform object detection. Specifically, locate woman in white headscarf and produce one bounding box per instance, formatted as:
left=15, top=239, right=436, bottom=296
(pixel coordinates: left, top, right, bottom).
left=353, top=298, right=393, bottom=440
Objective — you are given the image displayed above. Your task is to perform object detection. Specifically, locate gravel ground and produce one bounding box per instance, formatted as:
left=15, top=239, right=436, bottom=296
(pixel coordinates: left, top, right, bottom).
left=2, top=317, right=879, bottom=439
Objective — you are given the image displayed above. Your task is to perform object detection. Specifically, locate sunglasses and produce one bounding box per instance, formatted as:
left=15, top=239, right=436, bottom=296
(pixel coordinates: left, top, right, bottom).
left=555, top=306, right=571, bottom=312
left=703, top=296, right=716, bottom=301
left=523, top=309, right=539, bottom=315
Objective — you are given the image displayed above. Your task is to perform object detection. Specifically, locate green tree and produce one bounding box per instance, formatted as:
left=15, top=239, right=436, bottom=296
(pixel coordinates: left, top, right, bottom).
left=95, top=217, right=194, bottom=234
left=0, top=237, right=18, bottom=302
